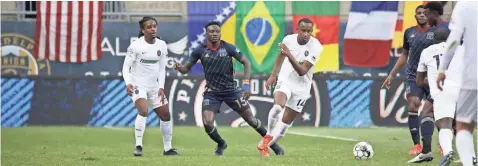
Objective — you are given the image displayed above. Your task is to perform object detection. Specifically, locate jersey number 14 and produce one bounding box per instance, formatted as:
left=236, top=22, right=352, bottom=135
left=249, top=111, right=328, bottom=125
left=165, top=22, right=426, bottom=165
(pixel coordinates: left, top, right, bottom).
left=297, top=99, right=306, bottom=107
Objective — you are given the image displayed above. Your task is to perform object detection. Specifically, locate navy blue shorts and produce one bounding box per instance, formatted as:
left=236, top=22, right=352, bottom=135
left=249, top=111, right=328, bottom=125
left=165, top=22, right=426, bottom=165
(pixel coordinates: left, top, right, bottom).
left=202, top=90, right=249, bottom=113
left=405, top=79, right=431, bottom=101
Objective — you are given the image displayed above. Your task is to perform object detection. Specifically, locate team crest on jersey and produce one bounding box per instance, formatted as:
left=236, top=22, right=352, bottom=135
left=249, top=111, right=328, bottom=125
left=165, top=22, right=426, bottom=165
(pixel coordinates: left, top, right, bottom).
left=304, top=50, right=309, bottom=57
left=157, top=50, right=162, bottom=56
left=426, top=32, right=434, bottom=40
left=219, top=48, right=227, bottom=57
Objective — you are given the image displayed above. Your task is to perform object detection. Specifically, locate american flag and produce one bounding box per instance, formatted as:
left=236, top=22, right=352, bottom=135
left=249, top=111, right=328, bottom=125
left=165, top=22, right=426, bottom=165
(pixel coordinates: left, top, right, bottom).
left=34, top=1, right=103, bottom=63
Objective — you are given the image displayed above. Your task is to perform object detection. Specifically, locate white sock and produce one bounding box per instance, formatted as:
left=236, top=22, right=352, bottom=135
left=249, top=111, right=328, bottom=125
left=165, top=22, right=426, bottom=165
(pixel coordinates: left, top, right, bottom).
left=438, top=129, right=453, bottom=155
left=267, top=105, right=283, bottom=135
left=456, top=130, right=474, bottom=166
left=160, top=120, right=173, bottom=151
left=135, top=114, right=147, bottom=146
left=267, top=121, right=290, bottom=147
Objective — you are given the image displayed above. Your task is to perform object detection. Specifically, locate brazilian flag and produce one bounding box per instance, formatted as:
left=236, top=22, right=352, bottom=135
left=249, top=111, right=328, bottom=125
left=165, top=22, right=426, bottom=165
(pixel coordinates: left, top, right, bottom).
left=234, top=1, right=285, bottom=74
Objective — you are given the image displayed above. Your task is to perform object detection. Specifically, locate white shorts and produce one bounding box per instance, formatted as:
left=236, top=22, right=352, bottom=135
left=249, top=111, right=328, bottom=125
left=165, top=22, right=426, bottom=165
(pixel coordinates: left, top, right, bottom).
left=433, top=85, right=460, bottom=121
left=274, top=82, right=309, bottom=113
left=131, top=85, right=168, bottom=109
left=456, top=89, right=477, bottom=123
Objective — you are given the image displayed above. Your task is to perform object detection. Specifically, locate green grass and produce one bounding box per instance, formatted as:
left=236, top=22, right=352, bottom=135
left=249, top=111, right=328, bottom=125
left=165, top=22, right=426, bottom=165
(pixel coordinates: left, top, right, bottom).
left=1, top=126, right=476, bottom=166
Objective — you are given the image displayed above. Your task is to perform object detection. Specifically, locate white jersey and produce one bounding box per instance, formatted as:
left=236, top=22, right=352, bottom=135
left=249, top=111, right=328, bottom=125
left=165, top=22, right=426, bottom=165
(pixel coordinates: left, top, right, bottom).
left=443, top=1, right=477, bottom=90
left=417, top=42, right=463, bottom=98
left=278, top=34, right=323, bottom=93
left=122, top=36, right=168, bottom=90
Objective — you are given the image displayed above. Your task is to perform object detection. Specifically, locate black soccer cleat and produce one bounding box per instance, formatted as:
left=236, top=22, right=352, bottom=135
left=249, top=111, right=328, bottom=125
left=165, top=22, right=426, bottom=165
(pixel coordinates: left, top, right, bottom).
left=271, top=144, right=285, bottom=156
left=473, top=157, right=477, bottom=165
left=133, top=145, right=143, bottom=157
left=163, top=148, right=179, bottom=156
left=214, top=142, right=228, bottom=156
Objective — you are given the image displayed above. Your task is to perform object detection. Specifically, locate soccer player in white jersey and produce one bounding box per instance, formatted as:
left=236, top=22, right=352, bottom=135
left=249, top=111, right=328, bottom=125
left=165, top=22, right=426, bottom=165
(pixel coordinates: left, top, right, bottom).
left=436, top=2, right=477, bottom=166
left=122, top=16, right=179, bottom=157
left=257, top=18, right=323, bottom=158
left=416, top=28, right=461, bottom=164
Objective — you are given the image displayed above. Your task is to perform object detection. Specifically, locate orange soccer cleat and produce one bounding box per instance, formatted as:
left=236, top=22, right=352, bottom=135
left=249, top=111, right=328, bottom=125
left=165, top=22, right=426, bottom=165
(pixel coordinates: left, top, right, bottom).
left=408, top=144, right=422, bottom=156
left=257, top=135, right=273, bottom=158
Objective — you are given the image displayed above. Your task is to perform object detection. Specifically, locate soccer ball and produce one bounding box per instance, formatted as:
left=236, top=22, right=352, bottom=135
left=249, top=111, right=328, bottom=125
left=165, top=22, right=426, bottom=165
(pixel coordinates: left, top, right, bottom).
left=353, top=142, right=374, bottom=160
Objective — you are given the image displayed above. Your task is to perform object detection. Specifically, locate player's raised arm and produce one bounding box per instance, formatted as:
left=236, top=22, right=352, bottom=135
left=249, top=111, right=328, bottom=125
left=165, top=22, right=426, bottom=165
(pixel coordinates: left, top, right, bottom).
left=416, top=51, right=428, bottom=87
left=280, top=43, right=313, bottom=76
left=173, top=49, right=200, bottom=74
left=439, top=3, right=464, bottom=73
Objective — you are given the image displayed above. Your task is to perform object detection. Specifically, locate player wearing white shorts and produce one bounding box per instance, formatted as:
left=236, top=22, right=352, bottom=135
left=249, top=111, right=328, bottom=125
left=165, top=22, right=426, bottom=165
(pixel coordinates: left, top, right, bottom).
left=257, top=18, right=323, bottom=158
left=437, top=2, right=477, bottom=166
left=416, top=28, right=463, bottom=165
left=122, top=16, right=179, bottom=157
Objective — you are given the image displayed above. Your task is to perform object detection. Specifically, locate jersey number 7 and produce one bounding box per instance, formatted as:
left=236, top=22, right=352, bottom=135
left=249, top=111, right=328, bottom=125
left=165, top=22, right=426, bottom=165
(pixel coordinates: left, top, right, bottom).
left=433, top=54, right=442, bottom=70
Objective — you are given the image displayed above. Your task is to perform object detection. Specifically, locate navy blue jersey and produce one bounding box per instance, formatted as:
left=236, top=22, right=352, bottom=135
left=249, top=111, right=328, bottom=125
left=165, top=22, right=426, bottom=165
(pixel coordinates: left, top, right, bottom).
left=404, top=22, right=449, bottom=80
left=188, top=41, right=243, bottom=92
left=403, top=26, right=434, bottom=80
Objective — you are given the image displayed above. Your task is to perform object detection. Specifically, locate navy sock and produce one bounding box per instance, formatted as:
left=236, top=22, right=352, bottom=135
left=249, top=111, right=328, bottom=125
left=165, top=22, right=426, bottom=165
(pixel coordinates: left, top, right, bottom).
left=252, top=120, right=282, bottom=152
left=408, top=113, right=421, bottom=145
left=420, top=116, right=435, bottom=153
left=204, top=125, right=225, bottom=145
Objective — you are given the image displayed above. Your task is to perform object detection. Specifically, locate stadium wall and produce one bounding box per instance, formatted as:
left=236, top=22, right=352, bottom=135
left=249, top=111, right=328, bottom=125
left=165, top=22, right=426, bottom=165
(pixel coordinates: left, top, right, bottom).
left=1, top=76, right=409, bottom=128
left=1, top=21, right=405, bottom=78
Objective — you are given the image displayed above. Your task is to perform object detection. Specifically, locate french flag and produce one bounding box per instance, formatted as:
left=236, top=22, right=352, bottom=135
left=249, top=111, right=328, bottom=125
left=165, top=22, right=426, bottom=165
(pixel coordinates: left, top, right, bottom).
left=343, top=2, right=398, bottom=67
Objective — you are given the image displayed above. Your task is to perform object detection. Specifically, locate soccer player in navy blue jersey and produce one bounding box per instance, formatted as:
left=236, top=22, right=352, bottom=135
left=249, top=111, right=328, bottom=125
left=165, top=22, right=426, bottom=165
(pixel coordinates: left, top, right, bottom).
left=383, top=5, right=436, bottom=159
left=173, top=21, right=284, bottom=156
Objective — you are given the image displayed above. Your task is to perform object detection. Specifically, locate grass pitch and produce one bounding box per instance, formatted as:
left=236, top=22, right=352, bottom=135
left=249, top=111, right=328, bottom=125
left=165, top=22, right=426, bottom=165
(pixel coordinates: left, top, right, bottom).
left=2, top=126, right=476, bottom=166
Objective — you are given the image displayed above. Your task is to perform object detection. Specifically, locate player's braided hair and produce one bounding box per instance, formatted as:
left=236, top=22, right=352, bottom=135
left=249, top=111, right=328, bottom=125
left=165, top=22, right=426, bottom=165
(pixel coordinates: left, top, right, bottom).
left=138, top=16, right=160, bottom=39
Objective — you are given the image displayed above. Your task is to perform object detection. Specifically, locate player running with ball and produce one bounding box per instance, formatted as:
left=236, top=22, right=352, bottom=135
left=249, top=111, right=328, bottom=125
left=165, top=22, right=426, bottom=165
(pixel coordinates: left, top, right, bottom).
left=258, top=18, right=323, bottom=158
left=122, top=16, right=179, bottom=156
left=173, top=21, right=284, bottom=156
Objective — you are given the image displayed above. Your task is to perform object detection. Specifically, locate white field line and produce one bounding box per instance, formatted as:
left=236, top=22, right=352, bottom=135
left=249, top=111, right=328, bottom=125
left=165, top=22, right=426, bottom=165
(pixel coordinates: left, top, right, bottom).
left=288, top=131, right=358, bottom=142
left=104, top=126, right=358, bottom=142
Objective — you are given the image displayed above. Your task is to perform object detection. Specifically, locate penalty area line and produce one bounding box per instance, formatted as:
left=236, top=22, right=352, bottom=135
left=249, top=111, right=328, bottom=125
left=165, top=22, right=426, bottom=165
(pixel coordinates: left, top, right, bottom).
left=288, top=131, right=358, bottom=142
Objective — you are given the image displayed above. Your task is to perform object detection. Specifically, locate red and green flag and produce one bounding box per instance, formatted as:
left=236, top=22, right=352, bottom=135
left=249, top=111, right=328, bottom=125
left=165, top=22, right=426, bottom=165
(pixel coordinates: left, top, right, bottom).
left=292, top=1, right=340, bottom=72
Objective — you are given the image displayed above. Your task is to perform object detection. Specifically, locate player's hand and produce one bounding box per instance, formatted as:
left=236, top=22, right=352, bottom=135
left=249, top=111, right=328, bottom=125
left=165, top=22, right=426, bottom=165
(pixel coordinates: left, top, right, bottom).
left=173, top=63, right=181, bottom=71
left=127, top=84, right=134, bottom=96
left=436, top=73, right=446, bottom=91
left=242, top=80, right=251, bottom=100
left=382, top=75, right=393, bottom=89
left=265, top=75, right=277, bottom=91
left=279, top=43, right=291, bottom=57
left=158, top=88, right=165, bottom=104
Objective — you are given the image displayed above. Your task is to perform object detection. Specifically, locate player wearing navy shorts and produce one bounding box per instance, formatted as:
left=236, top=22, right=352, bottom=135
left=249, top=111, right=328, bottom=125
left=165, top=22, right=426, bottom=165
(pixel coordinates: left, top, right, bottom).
left=383, top=4, right=436, bottom=158
left=173, top=21, right=284, bottom=156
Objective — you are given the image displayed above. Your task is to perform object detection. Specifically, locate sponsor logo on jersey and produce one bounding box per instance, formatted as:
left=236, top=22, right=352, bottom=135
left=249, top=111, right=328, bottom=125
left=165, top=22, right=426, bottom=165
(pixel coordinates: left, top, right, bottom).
left=1, top=33, right=51, bottom=76
left=140, top=59, right=158, bottom=64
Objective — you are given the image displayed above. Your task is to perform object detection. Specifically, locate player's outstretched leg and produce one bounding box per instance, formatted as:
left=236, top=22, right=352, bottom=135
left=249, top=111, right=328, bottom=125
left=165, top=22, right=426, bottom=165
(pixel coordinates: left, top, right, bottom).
left=258, top=107, right=298, bottom=158
left=232, top=104, right=284, bottom=156
left=133, top=98, right=149, bottom=157
left=202, top=110, right=227, bottom=156
left=153, top=102, right=179, bottom=156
